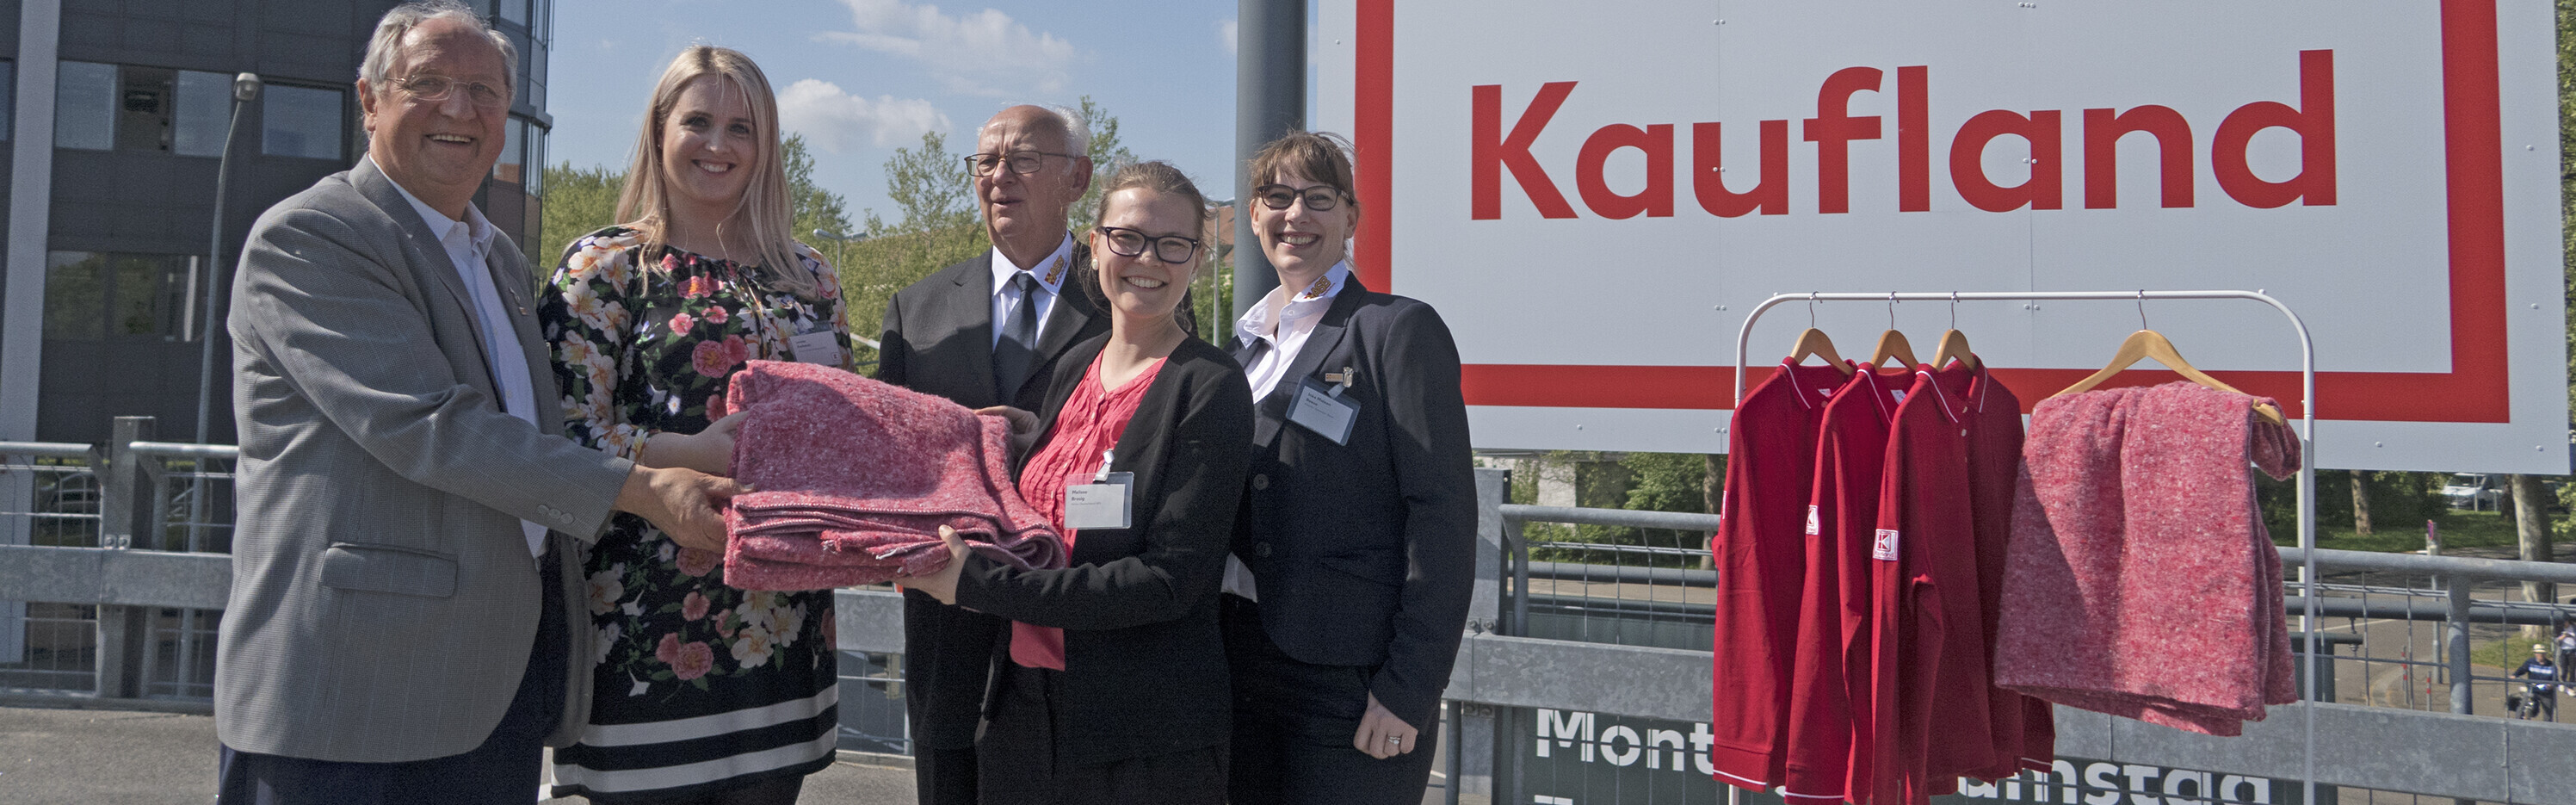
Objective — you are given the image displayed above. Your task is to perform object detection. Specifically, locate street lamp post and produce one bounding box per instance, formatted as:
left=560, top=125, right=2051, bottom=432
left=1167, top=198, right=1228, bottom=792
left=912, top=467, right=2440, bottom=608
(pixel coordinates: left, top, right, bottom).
left=187, top=71, right=258, bottom=549
left=812, top=227, right=869, bottom=296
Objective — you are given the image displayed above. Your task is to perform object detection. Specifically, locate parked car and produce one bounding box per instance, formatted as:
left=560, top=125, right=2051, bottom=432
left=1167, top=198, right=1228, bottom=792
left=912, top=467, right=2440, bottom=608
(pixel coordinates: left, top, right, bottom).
left=2443, top=473, right=2503, bottom=511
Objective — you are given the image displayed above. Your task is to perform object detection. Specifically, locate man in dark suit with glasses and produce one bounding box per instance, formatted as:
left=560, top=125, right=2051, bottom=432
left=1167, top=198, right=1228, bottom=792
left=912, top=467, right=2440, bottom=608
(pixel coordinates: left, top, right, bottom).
left=876, top=103, right=1109, bottom=805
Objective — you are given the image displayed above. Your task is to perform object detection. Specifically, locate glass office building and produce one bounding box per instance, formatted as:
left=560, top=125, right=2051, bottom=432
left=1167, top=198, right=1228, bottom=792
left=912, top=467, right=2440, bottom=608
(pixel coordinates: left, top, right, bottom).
left=3, top=0, right=553, bottom=445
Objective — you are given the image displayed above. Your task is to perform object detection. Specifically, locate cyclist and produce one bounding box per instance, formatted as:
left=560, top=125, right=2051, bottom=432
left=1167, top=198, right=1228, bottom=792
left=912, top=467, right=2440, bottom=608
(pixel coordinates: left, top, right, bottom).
left=2511, top=643, right=2559, bottom=721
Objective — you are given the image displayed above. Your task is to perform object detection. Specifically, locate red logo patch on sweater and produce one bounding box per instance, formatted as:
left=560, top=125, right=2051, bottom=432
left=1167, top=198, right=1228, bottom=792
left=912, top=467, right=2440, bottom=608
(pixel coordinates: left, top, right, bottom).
left=1873, top=529, right=1900, bottom=560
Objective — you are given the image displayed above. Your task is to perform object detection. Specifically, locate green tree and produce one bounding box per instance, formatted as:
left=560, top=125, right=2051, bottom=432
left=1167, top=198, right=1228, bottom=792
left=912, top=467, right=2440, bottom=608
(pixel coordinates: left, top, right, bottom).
left=871, top=130, right=979, bottom=235
left=1070, top=96, right=1140, bottom=234
left=835, top=130, right=991, bottom=369
left=536, top=161, right=625, bottom=271
left=785, top=133, right=855, bottom=245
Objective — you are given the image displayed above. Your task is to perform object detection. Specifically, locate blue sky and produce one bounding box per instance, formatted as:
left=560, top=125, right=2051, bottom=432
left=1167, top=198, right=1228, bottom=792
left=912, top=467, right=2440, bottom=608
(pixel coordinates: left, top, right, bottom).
left=547, top=0, right=1245, bottom=231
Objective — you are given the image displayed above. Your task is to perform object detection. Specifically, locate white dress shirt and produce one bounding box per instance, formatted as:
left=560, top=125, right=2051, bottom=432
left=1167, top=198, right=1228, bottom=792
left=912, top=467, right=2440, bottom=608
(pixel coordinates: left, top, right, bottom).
left=378, top=156, right=548, bottom=559
left=988, top=233, right=1076, bottom=347
left=1221, top=260, right=1352, bottom=601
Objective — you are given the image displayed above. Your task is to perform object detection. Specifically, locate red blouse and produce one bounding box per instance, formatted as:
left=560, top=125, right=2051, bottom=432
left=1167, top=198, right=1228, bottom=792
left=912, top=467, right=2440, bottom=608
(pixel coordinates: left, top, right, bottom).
left=1009, top=353, right=1166, bottom=670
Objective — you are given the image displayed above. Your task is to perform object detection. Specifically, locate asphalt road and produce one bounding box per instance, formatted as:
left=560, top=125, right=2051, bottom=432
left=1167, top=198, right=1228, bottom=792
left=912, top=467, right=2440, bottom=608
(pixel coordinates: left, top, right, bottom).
left=0, top=703, right=917, bottom=804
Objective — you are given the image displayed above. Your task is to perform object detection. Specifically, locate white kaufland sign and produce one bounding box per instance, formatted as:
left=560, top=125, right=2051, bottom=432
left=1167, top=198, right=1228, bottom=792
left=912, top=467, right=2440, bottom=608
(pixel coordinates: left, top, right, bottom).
left=1309, top=0, right=2563, bottom=472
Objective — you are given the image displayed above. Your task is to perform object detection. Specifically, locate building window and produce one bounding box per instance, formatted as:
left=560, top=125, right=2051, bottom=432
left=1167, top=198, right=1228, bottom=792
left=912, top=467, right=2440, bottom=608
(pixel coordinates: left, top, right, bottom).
left=52, top=62, right=239, bottom=155
left=526, top=121, right=547, bottom=195
left=44, top=252, right=200, bottom=342
left=498, top=0, right=526, bottom=25
left=0, top=60, right=15, bottom=141
left=494, top=116, right=525, bottom=187
left=54, top=61, right=116, bottom=151
left=172, top=71, right=236, bottom=157
left=261, top=84, right=343, bottom=161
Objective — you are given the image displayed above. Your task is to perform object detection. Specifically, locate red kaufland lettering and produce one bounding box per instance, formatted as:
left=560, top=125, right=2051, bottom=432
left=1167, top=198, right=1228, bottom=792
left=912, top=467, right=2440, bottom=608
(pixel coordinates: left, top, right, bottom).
left=1466, top=50, right=2337, bottom=220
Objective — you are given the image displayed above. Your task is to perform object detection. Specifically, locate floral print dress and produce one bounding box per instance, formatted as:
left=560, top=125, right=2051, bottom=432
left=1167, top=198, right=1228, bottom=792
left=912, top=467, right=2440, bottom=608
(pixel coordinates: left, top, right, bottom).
left=540, top=226, right=846, bottom=798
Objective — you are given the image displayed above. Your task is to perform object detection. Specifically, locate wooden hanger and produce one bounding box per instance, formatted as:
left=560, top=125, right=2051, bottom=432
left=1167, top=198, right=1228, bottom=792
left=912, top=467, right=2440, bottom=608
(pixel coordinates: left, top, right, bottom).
left=1867, top=294, right=1919, bottom=368
left=1930, top=330, right=1976, bottom=370
left=1930, top=293, right=1975, bottom=369
left=1869, top=329, right=1918, bottom=368
left=2053, top=330, right=2285, bottom=426
left=1787, top=328, right=1854, bottom=375
left=1785, top=294, right=1853, bottom=375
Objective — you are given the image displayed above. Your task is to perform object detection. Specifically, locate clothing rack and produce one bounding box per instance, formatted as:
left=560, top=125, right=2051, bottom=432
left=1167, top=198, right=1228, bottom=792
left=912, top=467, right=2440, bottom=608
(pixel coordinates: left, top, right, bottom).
left=1731, top=290, right=2320, bottom=805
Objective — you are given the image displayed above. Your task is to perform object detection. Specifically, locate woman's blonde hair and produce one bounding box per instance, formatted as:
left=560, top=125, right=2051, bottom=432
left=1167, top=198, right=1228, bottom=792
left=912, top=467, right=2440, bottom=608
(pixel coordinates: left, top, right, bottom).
left=615, top=46, right=816, bottom=298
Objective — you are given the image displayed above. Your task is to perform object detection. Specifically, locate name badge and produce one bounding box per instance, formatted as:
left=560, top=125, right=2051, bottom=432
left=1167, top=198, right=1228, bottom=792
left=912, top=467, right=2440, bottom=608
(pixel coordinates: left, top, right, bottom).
left=788, top=330, right=841, bottom=366
left=1288, top=376, right=1360, bottom=445
left=1063, top=472, right=1134, bottom=529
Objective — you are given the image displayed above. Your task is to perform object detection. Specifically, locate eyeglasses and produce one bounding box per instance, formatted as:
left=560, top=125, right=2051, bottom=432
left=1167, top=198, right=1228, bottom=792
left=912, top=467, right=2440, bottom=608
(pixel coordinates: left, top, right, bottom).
left=966, top=151, right=1083, bottom=177
left=388, top=74, right=510, bottom=109
left=1096, top=226, right=1202, bottom=263
left=1252, top=184, right=1347, bottom=212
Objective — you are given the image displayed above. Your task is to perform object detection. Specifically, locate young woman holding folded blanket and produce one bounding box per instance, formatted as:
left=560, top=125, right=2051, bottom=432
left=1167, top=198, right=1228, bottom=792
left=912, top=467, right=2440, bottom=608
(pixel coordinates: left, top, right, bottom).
left=902, top=160, right=1254, bottom=804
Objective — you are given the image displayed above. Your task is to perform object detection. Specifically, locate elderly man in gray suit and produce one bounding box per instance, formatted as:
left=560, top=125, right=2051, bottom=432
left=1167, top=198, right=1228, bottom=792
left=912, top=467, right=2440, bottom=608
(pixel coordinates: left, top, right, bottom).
left=214, top=3, right=741, bottom=802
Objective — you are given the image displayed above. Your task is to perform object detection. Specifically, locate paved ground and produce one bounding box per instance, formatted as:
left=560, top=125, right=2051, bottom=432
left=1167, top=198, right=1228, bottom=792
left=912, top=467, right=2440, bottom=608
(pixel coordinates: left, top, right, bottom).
left=0, top=703, right=916, bottom=804
left=0, top=702, right=1468, bottom=803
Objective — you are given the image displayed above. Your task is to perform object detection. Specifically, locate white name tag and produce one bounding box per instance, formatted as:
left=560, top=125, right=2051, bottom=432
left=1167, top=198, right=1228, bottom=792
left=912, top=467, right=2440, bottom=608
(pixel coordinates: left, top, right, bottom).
left=1063, top=473, right=1134, bottom=530
left=788, top=330, right=841, bottom=365
left=1288, top=377, right=1360, bottom=445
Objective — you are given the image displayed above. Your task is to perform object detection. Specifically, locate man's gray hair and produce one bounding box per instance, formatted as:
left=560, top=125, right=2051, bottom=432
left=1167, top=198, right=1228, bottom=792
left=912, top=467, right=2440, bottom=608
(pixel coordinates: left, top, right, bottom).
left=359, top=0, right=517, bottom=92
left=980, top=103, right=1091, bottom=158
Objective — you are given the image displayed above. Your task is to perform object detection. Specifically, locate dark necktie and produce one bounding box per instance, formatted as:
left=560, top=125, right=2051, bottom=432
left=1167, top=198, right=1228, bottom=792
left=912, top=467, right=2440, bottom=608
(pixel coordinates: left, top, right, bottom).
left=993, top=271, right=1041, bottom=399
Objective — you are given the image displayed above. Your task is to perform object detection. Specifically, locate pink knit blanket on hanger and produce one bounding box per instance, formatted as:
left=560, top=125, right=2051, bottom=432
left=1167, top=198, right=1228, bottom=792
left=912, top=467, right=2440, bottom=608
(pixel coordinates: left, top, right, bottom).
left=1992, top=381, right=2301, bottom=735
left=719, top=360, right=1066, bottom=591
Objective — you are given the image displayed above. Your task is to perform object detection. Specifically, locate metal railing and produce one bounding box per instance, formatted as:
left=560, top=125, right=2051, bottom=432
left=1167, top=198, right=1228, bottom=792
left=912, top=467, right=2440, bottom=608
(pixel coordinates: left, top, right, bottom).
left=10, top=436, right=2576, bottom=803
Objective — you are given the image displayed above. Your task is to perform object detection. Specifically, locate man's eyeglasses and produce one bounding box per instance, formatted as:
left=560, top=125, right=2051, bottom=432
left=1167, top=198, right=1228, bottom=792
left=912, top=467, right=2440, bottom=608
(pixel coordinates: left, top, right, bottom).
left=966, top=151, right=1083, bottom=177
left=1252, top=184, right=1346, bottom=212
left=387, top=74, right=510, bottom=109
left=1096, top=226, right=1202, bottom=263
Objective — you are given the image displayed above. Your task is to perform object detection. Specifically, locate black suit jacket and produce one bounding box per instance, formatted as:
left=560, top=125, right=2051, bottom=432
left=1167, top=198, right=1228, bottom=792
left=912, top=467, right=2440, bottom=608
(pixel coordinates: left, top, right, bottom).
left=953, top=334, right=1253, bottom=765
left=1227, top=279, right=1477, bottom=732
left=877, top=244, right=1109, bottom=752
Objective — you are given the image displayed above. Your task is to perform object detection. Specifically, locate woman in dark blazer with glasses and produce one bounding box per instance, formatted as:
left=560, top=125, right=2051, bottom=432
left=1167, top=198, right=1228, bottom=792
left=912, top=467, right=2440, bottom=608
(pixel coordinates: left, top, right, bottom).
left=1219, top=131, right=1479, bottom=805
left=904, top=161, right=1251, bottom=804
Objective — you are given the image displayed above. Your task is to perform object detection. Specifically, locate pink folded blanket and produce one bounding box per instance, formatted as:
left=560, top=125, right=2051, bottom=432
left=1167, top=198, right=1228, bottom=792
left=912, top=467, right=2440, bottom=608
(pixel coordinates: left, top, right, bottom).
left=1993, top=381, right=2301, bottom=736
left=720, top=360, right=1066, bottom=591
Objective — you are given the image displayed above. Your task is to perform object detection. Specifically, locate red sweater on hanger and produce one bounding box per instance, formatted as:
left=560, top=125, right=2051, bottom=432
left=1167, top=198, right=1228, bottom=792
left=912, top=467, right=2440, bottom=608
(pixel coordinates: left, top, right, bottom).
left=1960, top=361, right=2054, bottom=777
left=1862, top=363, right=1997, bottom=805
left=1707, top=360, right=1850, bottom=791
left=1776, top=362, right=1905, bottom=803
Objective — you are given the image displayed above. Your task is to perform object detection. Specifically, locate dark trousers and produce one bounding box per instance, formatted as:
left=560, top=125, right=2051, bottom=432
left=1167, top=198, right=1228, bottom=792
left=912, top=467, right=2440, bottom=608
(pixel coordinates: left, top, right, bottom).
left=977, top=661, right=1227, bottom=805
left=914, top=743, right=979, bottom=805
left=218, top=546, right=568, bottom=805
left=1222, top=595, right=1438, bottom=805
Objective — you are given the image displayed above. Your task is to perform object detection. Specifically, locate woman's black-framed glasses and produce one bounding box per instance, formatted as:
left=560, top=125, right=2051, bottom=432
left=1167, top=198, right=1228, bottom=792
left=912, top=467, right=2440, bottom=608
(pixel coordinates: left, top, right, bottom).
left=1096, top=226, right=1202, bottom=263
left=965, top=151, right=1082, bottom=176
left=1252, top=184, right=1345, bottom=212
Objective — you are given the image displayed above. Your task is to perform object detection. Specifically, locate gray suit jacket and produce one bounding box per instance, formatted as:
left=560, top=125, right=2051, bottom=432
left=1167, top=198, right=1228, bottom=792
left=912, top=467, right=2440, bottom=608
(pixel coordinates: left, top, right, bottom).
left=219, top=158, right=632, bottom=763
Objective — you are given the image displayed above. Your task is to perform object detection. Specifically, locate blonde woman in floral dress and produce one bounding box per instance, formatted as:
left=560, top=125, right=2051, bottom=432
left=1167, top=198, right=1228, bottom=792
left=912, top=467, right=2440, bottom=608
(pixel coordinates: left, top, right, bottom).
left=537, top=46, right=843, bottom=805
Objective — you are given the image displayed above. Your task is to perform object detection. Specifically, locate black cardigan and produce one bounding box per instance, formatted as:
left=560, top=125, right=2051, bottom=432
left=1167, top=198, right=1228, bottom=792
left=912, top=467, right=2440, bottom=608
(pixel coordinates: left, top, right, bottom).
left=950, top=333, right=1254, bottom=765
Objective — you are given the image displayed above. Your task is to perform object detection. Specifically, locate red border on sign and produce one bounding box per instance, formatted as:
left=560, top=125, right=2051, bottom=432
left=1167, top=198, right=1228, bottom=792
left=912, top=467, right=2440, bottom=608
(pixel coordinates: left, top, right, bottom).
left=1352, top=0, right=2511, bottom=422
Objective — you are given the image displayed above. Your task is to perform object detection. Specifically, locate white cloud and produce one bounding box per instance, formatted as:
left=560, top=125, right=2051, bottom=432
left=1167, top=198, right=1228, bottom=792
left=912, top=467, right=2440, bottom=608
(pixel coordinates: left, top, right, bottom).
left=776, top=79, right=951, bottom=152
left=819, top=0, right=1079, bottom=97
left=1220, top=20, right=1238, bottom=57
